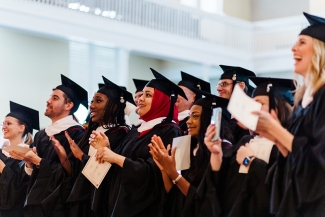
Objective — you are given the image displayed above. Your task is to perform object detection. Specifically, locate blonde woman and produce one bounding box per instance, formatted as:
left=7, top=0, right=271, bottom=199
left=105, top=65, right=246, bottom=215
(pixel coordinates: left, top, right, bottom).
left=253, top=13, right=325, bottom=216
left=0, top=101, right=39, bottom=217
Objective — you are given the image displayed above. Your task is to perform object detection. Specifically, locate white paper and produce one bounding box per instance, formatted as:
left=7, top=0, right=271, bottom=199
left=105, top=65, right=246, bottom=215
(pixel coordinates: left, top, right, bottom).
left=249, top=137, right=274, bottom=163
left=3, top=143, right=31, bottom=154
left=88, top=145, right=96, bottom=156
left=172, top=135, right=191, bottom=170
left=82, top=150, right=111, bottom=189
left=227, top=85, right=262, bottom=131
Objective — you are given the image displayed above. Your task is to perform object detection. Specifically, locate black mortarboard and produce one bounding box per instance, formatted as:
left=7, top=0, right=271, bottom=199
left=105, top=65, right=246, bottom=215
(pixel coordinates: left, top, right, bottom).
left=250, top=77, right=294, bottom=110
left=55, top=74, right=88, bottom=113
left=219, top=65, right=256, bottom=86
left=98, top=83, right=127, bottom=91
left=133, top=79, right=149, bottom=93
left=300, top=12, right=325, bottom=43
left=178, top=71, right=211, bottom=100
left=6, top=101, right=40, bottom=134
left=194, top=90, right=230, bottom=121
left=98, top=76, right=136, bottom=106
left=147, top=68, right=187, bottom=100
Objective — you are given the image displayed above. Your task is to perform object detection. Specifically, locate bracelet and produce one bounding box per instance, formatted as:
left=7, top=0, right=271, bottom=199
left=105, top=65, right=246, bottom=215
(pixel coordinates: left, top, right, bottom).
left=172, top=174, right=182, bottom=184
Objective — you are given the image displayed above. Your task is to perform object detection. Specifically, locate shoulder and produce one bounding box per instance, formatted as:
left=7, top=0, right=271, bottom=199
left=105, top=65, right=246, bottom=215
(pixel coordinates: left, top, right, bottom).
left=106, top=126, right=130, bottom=135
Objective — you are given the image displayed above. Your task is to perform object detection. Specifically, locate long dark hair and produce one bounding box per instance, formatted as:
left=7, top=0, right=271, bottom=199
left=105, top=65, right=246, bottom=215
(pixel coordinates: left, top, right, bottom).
left=274, top=96, right=292, bottom=129
left=75, top=97, right=127, bottom=153
left=187, top=99, right=231, bottom=187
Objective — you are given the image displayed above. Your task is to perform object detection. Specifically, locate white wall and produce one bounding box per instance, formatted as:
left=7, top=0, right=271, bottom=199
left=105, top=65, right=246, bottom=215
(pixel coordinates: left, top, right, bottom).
left=223, top=0, right=252, bottom=20
left=0, top=28, right=69, bottom=130
left=251, top=0, right=309, bottom=21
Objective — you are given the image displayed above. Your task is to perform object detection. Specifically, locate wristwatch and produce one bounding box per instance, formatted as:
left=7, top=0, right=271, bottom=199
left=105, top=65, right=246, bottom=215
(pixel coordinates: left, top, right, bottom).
left=243, top=156, right=254, bottom=167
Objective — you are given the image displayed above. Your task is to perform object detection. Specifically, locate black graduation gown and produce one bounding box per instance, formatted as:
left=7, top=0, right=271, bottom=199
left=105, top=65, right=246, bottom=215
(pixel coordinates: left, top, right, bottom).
left=0, top=152, right=29, bottom=217
left=185, top=135, right=276, bottom=217
left=107, top=122, right=182, bottom=217
left=270, top=87, right=325, bottom=216
left=66, top=126, right=129, bottom=217
left=164, top=139, right=233, bottom=217
left=229, top=119, right=250, bottom=144
left=24, top=125, right=84, bottom=217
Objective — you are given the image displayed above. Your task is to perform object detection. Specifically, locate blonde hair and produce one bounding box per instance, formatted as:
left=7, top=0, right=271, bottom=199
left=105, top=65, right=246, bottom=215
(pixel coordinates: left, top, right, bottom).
left=24, top=133, right=33, bottom=145
left=294, top=38, right=325, bottom=106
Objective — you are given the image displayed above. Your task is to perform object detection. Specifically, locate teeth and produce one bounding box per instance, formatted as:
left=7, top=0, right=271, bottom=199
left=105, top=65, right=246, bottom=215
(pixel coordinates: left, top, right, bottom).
left=293, top=55, right=302, bottom=60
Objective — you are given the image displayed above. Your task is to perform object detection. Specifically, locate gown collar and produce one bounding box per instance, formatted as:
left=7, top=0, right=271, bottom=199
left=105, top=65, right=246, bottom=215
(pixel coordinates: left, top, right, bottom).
left=45, top=115, right=80, bottom=136
left=178, top=110, right=190, bottom=122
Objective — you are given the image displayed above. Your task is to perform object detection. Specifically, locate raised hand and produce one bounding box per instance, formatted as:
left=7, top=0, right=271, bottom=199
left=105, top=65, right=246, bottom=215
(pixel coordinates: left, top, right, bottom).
left=89, top=131, right=110, bottom=149
left=65, top=131, right=84, bottom=161
left=51, top=136, right=71, bottom=175
left=236, top=143, right=254, bottom=165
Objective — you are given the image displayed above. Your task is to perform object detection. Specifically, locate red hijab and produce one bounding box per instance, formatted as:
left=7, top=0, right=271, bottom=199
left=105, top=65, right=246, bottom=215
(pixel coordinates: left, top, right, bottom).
left=139, top=89, right=178, bottom=136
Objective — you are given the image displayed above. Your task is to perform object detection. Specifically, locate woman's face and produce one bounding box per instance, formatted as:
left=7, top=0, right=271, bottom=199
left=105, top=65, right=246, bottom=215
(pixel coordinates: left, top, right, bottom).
left=90, top=92, right=109, bottom=125
left=137, top=87, right=154, bottom=116
left=254, top=95, right=270, bottom=112
left=2, top=116, right=25, bottom=140
left=186, top=105, right=202, bottom=138
left=292, top=35, right=314, bottom=77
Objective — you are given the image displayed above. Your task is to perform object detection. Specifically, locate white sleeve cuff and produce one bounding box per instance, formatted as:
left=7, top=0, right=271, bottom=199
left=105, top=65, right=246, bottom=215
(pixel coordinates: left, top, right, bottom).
left=24, top=163, right=33, bottom=176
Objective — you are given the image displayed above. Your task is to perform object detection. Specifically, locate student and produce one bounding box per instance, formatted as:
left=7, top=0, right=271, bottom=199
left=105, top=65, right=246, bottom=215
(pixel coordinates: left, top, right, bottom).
left=217, top=65, right=256, bottom=144
left=253, top=12, right=325, bottom=215
left=11, top=74, right=87, bottom=217
left=58, top=77, right=135, bottom=217
left=149, top=93, right=231, bottom=217
left=91, top=68, right=184, bottom=216
left=177, top=71, right=211, bottom=135
left=132, top=79, right=149, bottom=107
left=0, top=102, right=39, bottom=217
left=201, top=77, right=294, bottom=217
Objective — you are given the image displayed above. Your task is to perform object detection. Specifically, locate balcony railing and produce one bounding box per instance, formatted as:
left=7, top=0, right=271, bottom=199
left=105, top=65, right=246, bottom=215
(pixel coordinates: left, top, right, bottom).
left=6, top=0, right=314, bottom=55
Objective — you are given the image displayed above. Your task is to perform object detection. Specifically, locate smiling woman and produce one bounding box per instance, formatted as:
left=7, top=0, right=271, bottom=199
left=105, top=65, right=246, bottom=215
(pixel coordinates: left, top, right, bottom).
left=63, top=76, right=135, bottom=217
left=252, top=12, right=325, bottom=216
left=0, top=101, right=39, bottom=217
left=90, top=68, right=184, bottom=216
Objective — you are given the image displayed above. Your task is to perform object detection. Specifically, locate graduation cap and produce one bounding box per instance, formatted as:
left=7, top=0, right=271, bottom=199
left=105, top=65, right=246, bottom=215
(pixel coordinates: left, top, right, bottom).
left=249, top=77, right=294, bottom=111
left=146, top=68, right=187, bottom=123
left=98, top=83, right=127, bottom=91
left=147, top=68, right=187, bottom=100
left=219, top=65, right=256, bottom=87
left=6, top=101, right=40, bottom=134
left=194, top=90, right=231, bottom=121
left=55, top=74, right=88, bottom=113
left=300, top=12, right=325, bottom=43
left=178, top=71, right=211, bottom=100
left=98, top=76, right=136, bottom=106
left=133, top=79, right=149, bottom=93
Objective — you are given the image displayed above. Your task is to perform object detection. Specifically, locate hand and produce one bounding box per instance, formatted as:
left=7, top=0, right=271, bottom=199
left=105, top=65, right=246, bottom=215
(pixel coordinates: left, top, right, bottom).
left=96, top=147, right=115, bottom=164
left=51, top=135, right=72, bottom=175
left=148, top=135, right=177, bottom=178
left=21, top=147, right=41, bottom=165
left=89, top=131, right=110, bottom=149
left=252, top=110, right=280, bottom=143
left=65, top=131, right=84, bottom=160
left=236, top=143, right=254, bottom=165
left=0, top=159, right=5, bottom=173
left=204, top=125, right=223, bottom=155
left=51, top=136, right=68, bottom=163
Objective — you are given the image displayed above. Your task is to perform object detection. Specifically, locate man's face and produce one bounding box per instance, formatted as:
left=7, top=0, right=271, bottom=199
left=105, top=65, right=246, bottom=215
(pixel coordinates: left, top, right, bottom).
left=176, top=85, right=196, bottom=113
left=134, top=91, right=142, bottom=107
left=216, top=79, right=234, bottom=99
left=44, top=89, right=69, bottom=119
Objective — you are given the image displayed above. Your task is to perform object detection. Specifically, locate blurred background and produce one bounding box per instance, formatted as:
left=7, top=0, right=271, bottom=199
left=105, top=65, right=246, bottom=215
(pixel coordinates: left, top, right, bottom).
left=0, top=0, right=324, bottom=132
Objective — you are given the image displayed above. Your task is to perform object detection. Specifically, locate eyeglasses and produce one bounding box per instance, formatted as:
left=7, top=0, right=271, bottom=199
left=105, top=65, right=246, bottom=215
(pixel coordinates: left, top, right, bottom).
left=1, top=121, right=19, bottom=127
left=217, top=82, right=233, bottom=87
